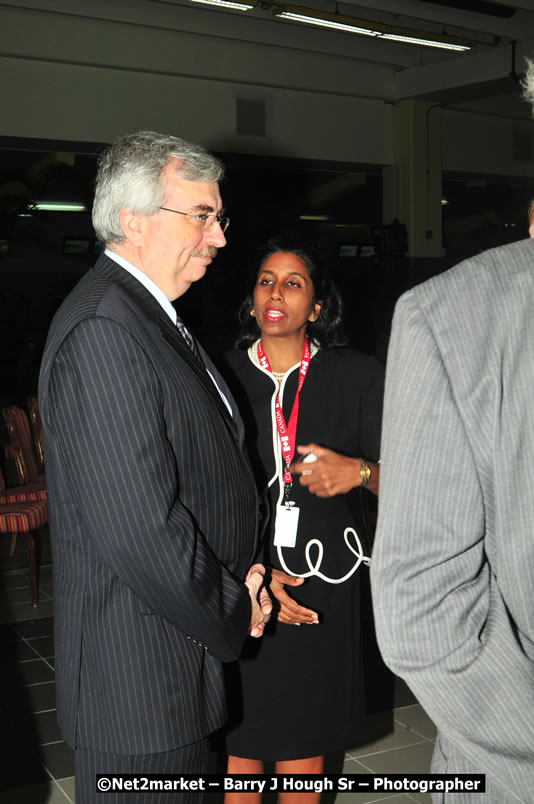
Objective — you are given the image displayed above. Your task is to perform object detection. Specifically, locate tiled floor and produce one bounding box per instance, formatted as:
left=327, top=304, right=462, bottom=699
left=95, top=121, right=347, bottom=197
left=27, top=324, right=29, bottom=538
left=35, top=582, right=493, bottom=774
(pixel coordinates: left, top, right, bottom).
left=0, top=528, right=435, bottom=803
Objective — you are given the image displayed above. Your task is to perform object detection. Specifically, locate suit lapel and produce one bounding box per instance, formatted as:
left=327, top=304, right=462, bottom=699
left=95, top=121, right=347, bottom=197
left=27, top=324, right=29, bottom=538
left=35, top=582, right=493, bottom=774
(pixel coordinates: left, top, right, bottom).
left=199, top=345, right=246, bottom=447
left=92, top=253, right=239, bottom=439
left=158, top=312, right=235, bottom=425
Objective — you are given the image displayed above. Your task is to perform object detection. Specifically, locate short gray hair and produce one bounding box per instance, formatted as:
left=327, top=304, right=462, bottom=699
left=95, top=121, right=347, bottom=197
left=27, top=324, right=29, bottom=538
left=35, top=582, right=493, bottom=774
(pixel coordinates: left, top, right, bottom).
left=523, top=59, right=534, bottom=113
left=92, top=131, right=225, bottom=243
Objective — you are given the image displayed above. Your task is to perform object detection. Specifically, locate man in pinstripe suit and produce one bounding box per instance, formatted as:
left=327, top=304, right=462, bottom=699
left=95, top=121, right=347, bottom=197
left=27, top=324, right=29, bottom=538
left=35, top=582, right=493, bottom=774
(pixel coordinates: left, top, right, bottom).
left=371, top=65, right=534, bottom=803
left=38, top=131, right=270, bottom=801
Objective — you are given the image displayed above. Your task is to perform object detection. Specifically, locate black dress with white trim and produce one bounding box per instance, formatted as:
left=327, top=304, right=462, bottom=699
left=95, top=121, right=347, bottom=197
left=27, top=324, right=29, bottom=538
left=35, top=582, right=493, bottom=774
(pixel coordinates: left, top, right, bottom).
left=220, top=342, right=384, bottom=761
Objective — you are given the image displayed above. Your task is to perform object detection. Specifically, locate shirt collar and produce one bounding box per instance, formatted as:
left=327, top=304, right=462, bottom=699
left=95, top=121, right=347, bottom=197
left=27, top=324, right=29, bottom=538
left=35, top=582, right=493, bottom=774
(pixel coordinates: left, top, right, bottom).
left=105, top=248, right=177, bottom=325
left=248, top=337, right=320, bottom=370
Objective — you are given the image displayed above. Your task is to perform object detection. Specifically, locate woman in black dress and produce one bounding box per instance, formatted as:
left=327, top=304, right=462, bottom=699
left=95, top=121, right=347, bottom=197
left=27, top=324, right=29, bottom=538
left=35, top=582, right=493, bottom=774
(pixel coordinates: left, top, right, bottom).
left=222, top=235, right=384, bottom=802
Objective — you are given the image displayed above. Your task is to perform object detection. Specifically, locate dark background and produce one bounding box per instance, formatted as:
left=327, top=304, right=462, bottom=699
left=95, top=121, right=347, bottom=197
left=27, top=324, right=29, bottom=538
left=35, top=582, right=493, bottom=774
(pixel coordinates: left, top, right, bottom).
left=1, top=135, right=532, bottom=407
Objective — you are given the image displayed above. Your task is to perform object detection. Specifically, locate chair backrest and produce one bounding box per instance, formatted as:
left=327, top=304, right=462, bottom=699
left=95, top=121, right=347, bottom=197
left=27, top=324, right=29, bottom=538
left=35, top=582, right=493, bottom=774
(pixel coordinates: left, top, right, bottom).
left=2, top=406, right=39, bottom=485
left=27, top=396, right=44, bottom=470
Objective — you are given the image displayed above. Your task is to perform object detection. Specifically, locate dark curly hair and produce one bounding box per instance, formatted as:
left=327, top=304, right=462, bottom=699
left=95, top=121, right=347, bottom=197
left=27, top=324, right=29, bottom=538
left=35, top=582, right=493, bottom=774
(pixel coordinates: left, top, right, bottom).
left=234, top=234, right=346, bottom=350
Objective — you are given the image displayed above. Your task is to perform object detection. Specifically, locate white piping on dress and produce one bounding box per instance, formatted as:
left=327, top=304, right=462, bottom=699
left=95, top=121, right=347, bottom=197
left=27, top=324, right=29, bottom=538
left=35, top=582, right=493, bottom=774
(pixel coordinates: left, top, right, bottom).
left=246, top=340, right=370, bottom=582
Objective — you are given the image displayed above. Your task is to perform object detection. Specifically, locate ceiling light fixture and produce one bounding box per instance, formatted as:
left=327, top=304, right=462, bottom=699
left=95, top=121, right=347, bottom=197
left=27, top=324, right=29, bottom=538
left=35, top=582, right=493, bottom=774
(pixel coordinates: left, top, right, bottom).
left=188, top=0, right=257, bottom=9
left=30, top=202, right=88, bottom=212
left=381, top=33, right=469, bottom=50
left=272, top=5, right=474, bottom=51
left=277, top=10, right=379, bottom=35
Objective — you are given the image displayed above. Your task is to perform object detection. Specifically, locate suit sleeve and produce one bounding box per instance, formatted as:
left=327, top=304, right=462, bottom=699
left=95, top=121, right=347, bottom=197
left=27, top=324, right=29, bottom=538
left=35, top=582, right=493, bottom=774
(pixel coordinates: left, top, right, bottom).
left=46, top=316, right=251, bottom=662
left=371, top=291, right=534, bottom=802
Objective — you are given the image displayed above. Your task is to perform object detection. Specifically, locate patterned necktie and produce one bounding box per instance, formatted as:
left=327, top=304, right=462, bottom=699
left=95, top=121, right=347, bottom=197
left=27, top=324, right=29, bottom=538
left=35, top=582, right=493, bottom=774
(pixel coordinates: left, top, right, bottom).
left=176, top=317, right=203, bottom=364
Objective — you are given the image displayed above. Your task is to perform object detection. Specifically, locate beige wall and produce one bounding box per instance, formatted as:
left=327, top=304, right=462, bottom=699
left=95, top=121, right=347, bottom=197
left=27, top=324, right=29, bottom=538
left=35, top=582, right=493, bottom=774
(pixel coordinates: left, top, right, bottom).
left=0, top=0, right=392, bottom=163
left=1, top=0, right=532, bottom=178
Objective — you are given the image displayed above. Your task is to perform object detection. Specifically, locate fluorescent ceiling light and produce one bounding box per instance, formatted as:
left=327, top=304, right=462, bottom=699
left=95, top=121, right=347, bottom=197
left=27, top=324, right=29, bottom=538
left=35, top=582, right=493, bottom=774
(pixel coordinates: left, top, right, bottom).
left=273, top=5, right=475, bottom=51
left=188, top=0, right=256, bottom=8
left=382, top=33, right=470, bottom=51
left=300, top=214, right=331, bottom=220
left=31, top=202, right=87, bottom=212
left=277, top=11, right=379, bottom=35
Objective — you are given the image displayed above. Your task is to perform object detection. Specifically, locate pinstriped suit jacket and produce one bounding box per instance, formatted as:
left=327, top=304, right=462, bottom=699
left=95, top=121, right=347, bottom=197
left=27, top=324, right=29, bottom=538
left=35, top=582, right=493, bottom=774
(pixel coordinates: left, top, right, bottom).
left=371, top=239, right=534, bottom=803
left=38, top=253, right=258, bottom=755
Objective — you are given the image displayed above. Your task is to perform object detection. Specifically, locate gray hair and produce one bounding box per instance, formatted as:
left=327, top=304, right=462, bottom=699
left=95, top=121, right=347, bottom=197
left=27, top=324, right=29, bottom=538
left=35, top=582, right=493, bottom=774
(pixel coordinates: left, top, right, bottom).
left=523, top=59, right=534, bottom=113
left=92, top=131, right=225, bottom=243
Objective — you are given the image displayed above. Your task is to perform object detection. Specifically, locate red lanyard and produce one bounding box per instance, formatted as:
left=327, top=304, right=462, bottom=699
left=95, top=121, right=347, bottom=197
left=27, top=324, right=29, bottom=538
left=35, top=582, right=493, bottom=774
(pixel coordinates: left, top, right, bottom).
left=257, top=338, right=311, bottom=484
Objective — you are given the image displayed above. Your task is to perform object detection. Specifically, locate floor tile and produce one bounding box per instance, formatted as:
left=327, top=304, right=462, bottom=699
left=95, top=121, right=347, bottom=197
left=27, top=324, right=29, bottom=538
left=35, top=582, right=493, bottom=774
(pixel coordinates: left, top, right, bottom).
left=25, top=680, right=57, bottom=713
left=393, top=705, right=437, bottom=742
left=354, top=741, right=435, bottom=775
left=342, top=756, right=366, bottom=773
left=5, top=586, right=38, bottom=605
left=17, top=658, right=56, bottom=685
left=339, top=773, right=434, bottom=804
left=0, top=637, right=40, bottom=662
left=392, top=680, right=417, bottom=709
left=38, top=564, right=53, bottom=580
left=0, top=781, right=72, bottom=803
left=11, top=617, right=54, bottom=638
left=30, top=709, right=62, bottom=745
left=6, top=599, right=54, bottom=622
left=406, top=793, right=433, bottom=803
left=27, top=634, right=55, bottom=659
left=0, top=677, right=53, bottom=728
left=346, top=712, right=429, bottom=759
left=0, top=523, right=435, bottom=802
left=41, top=741, right=75, bottom=780
left=1, top=571, right=31, bottom=590
left=333, top=761, right=405, bottom=804
left=56, top=776, right=75, bottom=802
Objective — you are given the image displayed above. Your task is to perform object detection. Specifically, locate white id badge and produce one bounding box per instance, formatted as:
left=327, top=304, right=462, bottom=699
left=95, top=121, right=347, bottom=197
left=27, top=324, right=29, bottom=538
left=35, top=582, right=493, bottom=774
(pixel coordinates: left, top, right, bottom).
left=274, top=505, right=300, bottom=548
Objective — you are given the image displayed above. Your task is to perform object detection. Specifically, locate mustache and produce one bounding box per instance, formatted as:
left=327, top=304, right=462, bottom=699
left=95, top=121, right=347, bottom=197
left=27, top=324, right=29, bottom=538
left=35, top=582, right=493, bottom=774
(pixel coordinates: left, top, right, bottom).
left=191, top=247, right=218, bottom=258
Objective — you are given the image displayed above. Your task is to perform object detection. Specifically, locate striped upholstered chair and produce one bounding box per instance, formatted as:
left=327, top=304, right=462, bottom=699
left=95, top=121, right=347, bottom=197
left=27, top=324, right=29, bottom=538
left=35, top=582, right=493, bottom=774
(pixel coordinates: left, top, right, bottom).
left=0, top=479, right=47, bottom=557
left=2, top=406, right=47, bottom=500
left=0, top=469, right=47, bottom=606
left=27, top=395, right=44, bottom=471
left=1, top=405, right=47, bottom=557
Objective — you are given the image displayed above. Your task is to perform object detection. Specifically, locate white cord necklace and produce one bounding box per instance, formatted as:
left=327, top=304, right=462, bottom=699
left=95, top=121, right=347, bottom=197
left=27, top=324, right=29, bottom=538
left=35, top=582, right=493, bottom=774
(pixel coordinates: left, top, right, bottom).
left=248, top=341, right=371, bottom=584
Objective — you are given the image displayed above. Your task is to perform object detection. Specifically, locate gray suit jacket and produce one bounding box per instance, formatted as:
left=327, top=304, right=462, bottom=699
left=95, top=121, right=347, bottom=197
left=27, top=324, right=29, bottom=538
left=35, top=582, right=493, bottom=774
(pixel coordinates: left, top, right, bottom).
left=38, top=253, right=258, bottom=755
left=371, top=239, right=534, bottom=803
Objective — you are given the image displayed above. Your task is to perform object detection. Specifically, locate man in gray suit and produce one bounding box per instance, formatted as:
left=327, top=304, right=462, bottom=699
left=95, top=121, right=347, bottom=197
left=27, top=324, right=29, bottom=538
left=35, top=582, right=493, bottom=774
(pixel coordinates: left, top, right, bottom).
left=371, top=68, right=534, bottom=803
left=39, top=131, right=270, bottom=802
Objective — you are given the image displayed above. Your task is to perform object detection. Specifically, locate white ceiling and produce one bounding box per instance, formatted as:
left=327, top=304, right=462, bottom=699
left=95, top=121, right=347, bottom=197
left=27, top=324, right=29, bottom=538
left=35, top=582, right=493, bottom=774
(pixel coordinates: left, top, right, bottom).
left=152, top=0, right=534, bottom=117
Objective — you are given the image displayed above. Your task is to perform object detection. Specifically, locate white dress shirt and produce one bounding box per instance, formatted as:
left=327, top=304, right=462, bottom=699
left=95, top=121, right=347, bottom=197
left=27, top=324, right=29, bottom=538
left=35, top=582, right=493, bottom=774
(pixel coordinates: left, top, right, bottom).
left=105, top=249, right=233, bottom=416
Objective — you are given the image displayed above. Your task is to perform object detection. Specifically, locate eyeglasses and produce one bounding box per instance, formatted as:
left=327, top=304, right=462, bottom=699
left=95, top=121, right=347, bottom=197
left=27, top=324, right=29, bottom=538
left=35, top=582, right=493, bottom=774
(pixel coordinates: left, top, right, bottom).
left=159, top=206, right=230, bottom=233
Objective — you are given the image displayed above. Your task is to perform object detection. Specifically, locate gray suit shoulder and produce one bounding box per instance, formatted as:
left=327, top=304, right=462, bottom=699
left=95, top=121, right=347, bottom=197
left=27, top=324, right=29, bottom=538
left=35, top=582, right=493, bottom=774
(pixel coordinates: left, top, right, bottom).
left=392, top=239, right=534, bottom=337
left=411, top=238, right=534, bottom=303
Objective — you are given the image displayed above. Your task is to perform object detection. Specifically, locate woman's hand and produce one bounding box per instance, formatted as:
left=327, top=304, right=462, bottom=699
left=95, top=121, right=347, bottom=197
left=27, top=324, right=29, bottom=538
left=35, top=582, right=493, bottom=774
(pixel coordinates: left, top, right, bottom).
left=245, top=564, right=272, bottom=637
left=270, top=569, right=318, bottom=625
left=290, top=443, right=379, bottom=497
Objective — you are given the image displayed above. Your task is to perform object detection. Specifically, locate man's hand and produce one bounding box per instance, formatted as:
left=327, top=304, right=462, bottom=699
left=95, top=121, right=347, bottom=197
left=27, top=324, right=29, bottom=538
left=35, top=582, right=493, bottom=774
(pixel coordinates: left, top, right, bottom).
left=270, top=569, right=319, bottom=625
left=290, top=443, right=379, bottom=497
left=245, top=564, right=272, bottom=637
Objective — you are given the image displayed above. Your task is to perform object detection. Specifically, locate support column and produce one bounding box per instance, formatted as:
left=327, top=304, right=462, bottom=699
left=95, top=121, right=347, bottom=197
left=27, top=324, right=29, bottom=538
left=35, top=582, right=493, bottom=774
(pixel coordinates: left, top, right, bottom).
left=383, top=100, right=442, bottom=259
